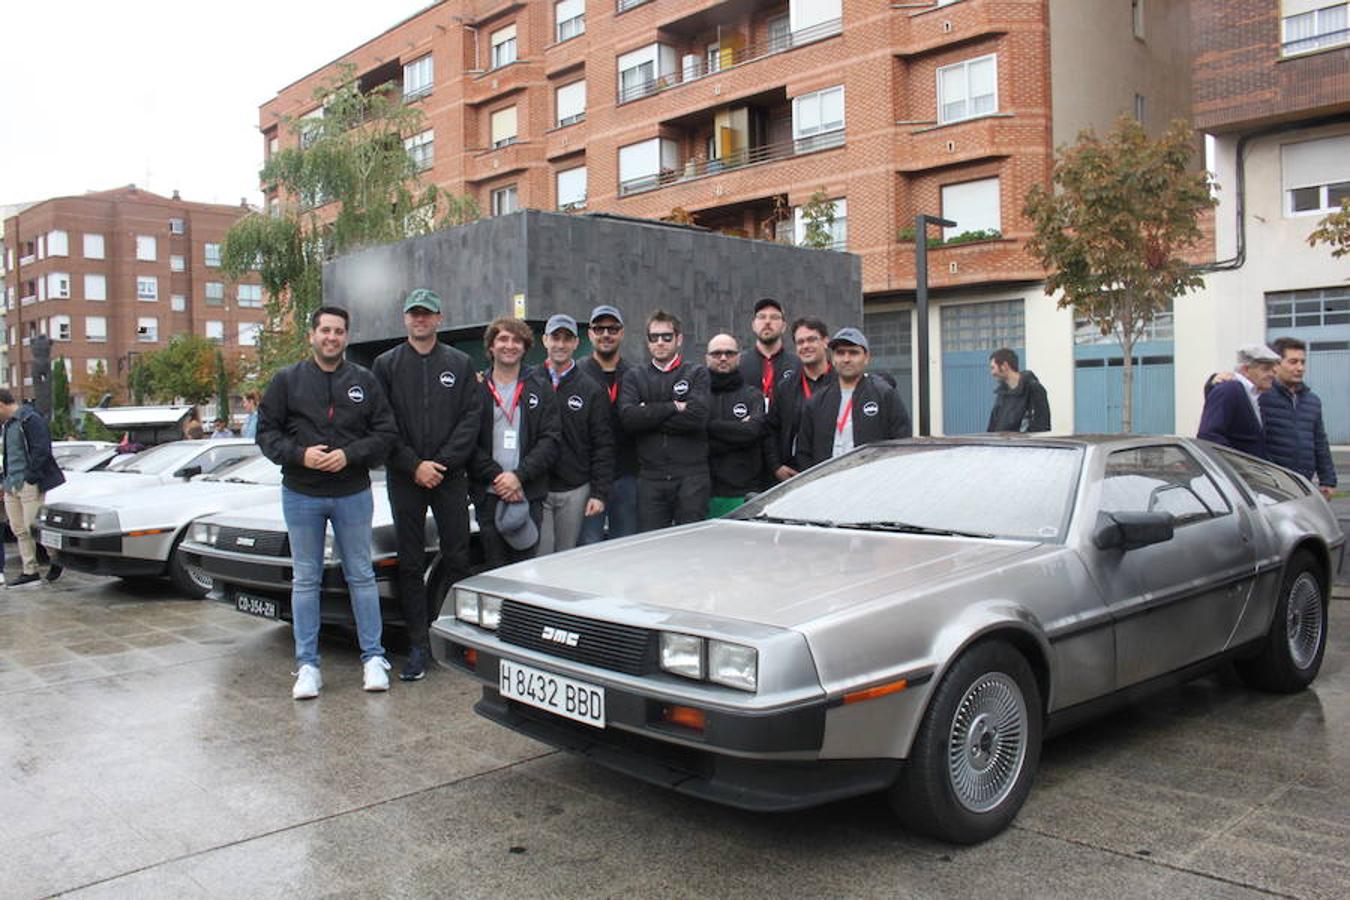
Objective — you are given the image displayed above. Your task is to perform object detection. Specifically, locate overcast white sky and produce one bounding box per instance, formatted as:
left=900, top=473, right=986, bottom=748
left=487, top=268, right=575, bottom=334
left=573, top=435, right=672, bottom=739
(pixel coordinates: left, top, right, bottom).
left=1, top=0, right=434, bottom=209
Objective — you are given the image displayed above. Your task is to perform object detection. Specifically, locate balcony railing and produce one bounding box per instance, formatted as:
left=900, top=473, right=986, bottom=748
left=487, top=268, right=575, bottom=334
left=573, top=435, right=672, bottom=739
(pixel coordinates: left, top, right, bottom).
left=616, top=19, right=843, bottom=104
left=619, top=130, right=844, bottom=196
left=19, top=294, right=36, bottom=307
left=1281, top=26, right=1350, bottom=56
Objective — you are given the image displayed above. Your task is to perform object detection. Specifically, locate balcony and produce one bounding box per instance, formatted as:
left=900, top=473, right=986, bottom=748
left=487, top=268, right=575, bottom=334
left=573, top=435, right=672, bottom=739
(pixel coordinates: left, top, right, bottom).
left=620, top=130, right=843, bottom=197
left=465, top=140, right=541, bottom=183
left=19, top=294, right=36, bottom=307
left=617, top=18, right=842, bottom=105
left=18, top=255, right=35, bottom=267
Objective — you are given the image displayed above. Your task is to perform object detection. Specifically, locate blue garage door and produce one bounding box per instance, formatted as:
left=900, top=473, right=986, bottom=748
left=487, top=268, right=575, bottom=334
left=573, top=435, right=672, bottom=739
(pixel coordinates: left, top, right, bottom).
left=1073, top=342, right=1176, bottom=435
left=1267, top=288, right=1350, bottom=443
left=941, top=300, right=1024, bottom=435
left=863, top=308, right=913, bottom=413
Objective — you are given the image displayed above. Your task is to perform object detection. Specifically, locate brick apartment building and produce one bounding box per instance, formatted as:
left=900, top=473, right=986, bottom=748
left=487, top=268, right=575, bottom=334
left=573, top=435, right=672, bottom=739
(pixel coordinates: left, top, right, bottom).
left=260, top=0, right=1199, bottom=434
left=1179, top=0, right=1349, bottom=443
left=0, top=187, right=265, bottom=409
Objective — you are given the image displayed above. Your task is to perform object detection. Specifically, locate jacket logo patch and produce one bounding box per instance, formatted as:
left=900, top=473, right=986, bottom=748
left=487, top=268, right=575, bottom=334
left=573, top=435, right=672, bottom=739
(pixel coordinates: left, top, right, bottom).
left=567, top=395, right=584, bottom=411
left=673, top=379, right=690, bottom=397
left=527, top=392, right=540, bottom=409
left=732, top=402, right=749, bottom=418
left=780, top=368, right=796, bottom=382
left=347, top=385, right=365, bottom=404
left=862, top=401, right=879, bottom=417
left=541, top=625, right=580, bottom=647
left=439, top=371, right=457, bottom=388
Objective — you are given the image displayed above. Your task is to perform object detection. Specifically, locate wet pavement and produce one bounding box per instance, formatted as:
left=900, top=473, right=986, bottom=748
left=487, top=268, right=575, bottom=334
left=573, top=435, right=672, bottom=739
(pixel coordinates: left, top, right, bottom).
left=1, top=571, right=1347, bottom=899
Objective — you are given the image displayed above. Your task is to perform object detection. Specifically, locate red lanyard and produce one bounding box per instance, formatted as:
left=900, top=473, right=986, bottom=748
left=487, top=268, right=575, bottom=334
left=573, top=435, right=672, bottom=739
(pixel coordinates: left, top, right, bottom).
left=606, top=380, right=619, bottom=404
left=487, top=380, right=526, bottom=426
left=761, top=355, right=775, bottom=398
left=654, top=355, right=683, bottom=373
left=802, top=364, right=830, bottom=400
left=836, top=398, right=853, bottom=435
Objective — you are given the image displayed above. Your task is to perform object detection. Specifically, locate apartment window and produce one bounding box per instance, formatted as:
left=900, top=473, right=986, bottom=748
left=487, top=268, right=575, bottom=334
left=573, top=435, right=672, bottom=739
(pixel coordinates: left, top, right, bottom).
left=618, top=137, right=679, bottom=194
left=169, top=218, right=185, bottom=235
left=38, top=278, right=46, bottom=302
left=171, top=294, right=187, bottom=312
left=239, top=323, right=260, bottom=347
left=7, top=326, right=14, bottom=346
left=617, top=44, right=675, bottom=103
left=1132, top=0, right=1145, bottom=38
left=937, top=54, right=997, bottom=124
left=137, top=276, right=158, bottom=301
left=205, top=282, right=225, bottom=305
left=204, top=243, right=222, bottom=267
left=38, top=235, right=45, bottom=259
left=205, top=320, right=225, bottom=342
left=940, top=177, right=1002, bottom=239
left=238, top=284, right=264, bottom=308
left=84, top=274, right=106, bottom=301
left=1281, top=134, right=1350, bottom=215
left=789, top=0, right=842, bottom=34
left=136, top=235, right=157, bottom=261
left=47, top=273, right=71, bottom=299
left=136, top=317, right=158, bottom=343
left=47, top=230, right=69, bottom=257
left=170, top=254, right=186, bottom=272
left=85, top=316, right=108, bottom=343
left=299, top=107, right=323, bottom=149
left=1134, top=93, right=1146, bottom=123
left=87, top=358, right=107, bottom=375
left=490, top=106, right=519, bottom=148
left=557, top=166, right=588, bottom=210
left=491, top=24, right=518, bottom=69
left=792, top=85, right=845, bottom=152
left=767, top=14, right=792, bottom=52
left=556, top=0, right=585, bottom=41
left=403, top=54, right=434, bottom=99
left=268, top=136, right=279, bottom=156
left=556, top=80, right=586, bottom=127
left=1282, top=2, right=1349, bottom=55
left=406, top=129, right=435, bottom=171
left=83, top=233, right=105, bottom=259
left=793, top=197, right=847, bottom=249
left=491, top=185, right=519, bottom=216
left=51, top=316, right=72, bottom=342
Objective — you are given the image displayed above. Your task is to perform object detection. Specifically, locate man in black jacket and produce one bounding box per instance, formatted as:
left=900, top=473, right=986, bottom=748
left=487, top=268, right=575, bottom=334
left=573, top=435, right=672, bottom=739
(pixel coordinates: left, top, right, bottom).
left=739, top=297, right=800, bottom=411
left=257, top=306, right=399, bottom=700
left=705, top=334, right=764, bottom=517
left=620, top=309, right=711, bottom=532
left=530, top=314, right=614, bottom=553
left=795, top=328, right=911, bottom=471
left=987, top=348, right=1051, bottom=432
left=578, top=304, right=637, bottom=544
left=765, top=316, right=836, bottom=484
left=470, top=317, right=562, bottom=567
left=0, top=391, right=66, bottom=586
left=372, top=289, right=482, bottom=682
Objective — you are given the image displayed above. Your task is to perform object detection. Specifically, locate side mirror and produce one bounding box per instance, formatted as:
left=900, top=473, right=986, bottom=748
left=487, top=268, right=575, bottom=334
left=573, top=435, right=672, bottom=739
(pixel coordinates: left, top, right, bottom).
left=1093, top=511, right=1174, bottom=551
left=174, top=465, right=203, bottom=480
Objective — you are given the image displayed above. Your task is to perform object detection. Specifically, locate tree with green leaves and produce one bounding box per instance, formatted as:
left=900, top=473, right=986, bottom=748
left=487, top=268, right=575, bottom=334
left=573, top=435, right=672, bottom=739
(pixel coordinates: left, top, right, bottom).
left=799, top=189, right=838, bottom=249
left=222, top=63, right=479, bottom=380
left=1307, top=197, right=1350, bottom=259
left=1024, top=116, right=1217, bottom=432
left=50, top=357, right=74, bottom=439
left=136, top=334, right=218, bottom=405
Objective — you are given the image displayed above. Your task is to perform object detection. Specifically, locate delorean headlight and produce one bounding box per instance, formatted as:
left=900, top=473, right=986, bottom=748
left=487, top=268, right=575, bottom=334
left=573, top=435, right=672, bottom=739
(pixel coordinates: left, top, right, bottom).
left=659, top=633, right=705, bottom=680
left=708, top=641, right=758, bottom=692
left=454, top=590, right=501, bottom=630
left=454, top=588, right=480, bottom=623
left=479, top=595, right=502, bottom=630
left=191, top=523, right=220, bottom=545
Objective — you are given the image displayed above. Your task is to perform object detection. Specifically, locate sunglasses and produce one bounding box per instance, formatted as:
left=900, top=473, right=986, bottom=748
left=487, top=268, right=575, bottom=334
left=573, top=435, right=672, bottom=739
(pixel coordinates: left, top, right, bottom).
left=647, top=332, right=677, bottom=343
left=707, top=349, right=738, bottom=358
left=589, top=324, right=622, bottom=335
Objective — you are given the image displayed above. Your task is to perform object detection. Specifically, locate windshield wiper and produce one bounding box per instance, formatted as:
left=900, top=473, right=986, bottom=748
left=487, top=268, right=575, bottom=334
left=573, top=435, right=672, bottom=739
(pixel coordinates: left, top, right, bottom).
left=750, top=513, right=837, bottom=528
left=836, top=521, right=995, bottom=539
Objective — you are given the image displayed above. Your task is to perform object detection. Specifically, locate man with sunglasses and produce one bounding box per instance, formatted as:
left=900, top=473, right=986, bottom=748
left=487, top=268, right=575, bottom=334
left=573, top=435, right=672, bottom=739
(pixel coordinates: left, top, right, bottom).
left=578, top=305, right=638, bottom=544
left=794, top=328, right=911, bottom=471
left=705, top=334, right=765, bottom=517
left=619, top=309, right=711, bottom=532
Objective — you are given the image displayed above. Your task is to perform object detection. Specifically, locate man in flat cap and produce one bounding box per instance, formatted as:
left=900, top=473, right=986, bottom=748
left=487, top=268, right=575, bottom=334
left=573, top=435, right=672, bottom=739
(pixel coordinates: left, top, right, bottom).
left=1197, top=343, right=1279, bottom=459
left=794, top=328, right=911, bottom=471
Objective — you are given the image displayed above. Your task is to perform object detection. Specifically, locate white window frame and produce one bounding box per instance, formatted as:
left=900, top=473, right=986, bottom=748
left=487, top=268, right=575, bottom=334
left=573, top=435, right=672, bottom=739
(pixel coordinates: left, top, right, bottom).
left=1132, top=0, right=1146, bottom=39
left=205, top=320, right=225, bottom=342
left=556, top=80, right=586, bottom=127
left=83, top=233, right=105, bottom=259
left=136, top=276, right=158, bottom=301
left=557, top=166, right=587, bottom=210
left=936, top=54, right=998, bottom=125
left=237, top=284, right=264, bottom=308
left=205, top=282, right=225, bottom=304
left=238, top=322, right=260, bottom=347
left=617, top=138, right=680, bottom=193
left=47, top=273, right=71, bottom=299
left=491, top=24, right=518, bottom=69
left=1287, top=181, right=1350, bottom=216
left=491, top=185, right=519, bottom=217
left=47, top=230, right=69, bottom=257
left=136, top=235, right=157, bottom=262
left=136, top=317, right=159, bottom=343
left=84, top=274, right=107, bottom=301
left=169, top=218, right=185, bottom=234
left=792, top=85, right=846, bottom=150
left=51, top=315, right=72, bottom=342
left=171, top=294, right=187, bottom=312
left=792, top=197, right=848, bottom=250
left=556, top=0, right=585, bottom=42
left=87, top=358, right=107, bottom=376
left=85, top=316, right=108, bottom=343
left=170, top=254, right=186, bottom=272
left=403, top=54, right=434, bottom=99
left=204, top=243, right=222, bottom=267
left=490, top=106, right=519, bottom=148
left=406, top=129, right=435, bottom=170
left=940, top=177, right=1003, bottom=239
left=1281, top=2, right=1349, bottom=55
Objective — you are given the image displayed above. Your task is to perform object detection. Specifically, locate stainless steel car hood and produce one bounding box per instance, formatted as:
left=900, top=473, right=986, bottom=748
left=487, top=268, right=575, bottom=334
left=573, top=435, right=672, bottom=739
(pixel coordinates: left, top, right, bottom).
left=482, top=520, right=1042, bottom=629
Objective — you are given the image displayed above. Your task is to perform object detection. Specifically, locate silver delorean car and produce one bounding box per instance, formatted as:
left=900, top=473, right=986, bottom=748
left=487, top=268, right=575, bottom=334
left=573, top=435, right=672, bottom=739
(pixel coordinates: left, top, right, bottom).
left=430, top=436, right=1342, bottom=844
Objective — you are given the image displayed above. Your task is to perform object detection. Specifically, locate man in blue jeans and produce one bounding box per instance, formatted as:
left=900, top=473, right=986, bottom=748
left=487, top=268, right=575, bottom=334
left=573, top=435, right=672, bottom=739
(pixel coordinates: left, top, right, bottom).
left=578, top=305, right=638, bottom=543
left=257, top=306, right=398, bottom=700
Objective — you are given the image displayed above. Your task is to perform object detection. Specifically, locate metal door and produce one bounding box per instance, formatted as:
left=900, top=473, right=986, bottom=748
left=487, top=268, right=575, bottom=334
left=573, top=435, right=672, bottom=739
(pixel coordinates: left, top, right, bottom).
left=940, top=299, right=1024, bottom=435
left=1266, top=288, right=1350, bottom=443
left=1073, top=341, right=1176, bottom=435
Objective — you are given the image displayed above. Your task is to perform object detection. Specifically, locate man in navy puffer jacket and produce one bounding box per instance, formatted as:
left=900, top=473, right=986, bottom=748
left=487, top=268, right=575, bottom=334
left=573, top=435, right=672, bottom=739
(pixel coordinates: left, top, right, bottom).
left=1261, top=337, right=1337, bottom=500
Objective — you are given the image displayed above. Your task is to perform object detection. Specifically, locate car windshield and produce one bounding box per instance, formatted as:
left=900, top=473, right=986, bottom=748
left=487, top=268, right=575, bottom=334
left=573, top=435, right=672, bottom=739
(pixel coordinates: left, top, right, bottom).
left=199, top=455, right=282, bottom=485
left=106, top=443, right=187, bottom=474
left=733, top=443, right=1083, bottom=542
left=53, top=444, right=103, bottom=466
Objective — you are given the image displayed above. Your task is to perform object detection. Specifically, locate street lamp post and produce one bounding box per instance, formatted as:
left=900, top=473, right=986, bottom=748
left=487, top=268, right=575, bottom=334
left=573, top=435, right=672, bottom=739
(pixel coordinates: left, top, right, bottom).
left=914, top=214, right=956, bottom=437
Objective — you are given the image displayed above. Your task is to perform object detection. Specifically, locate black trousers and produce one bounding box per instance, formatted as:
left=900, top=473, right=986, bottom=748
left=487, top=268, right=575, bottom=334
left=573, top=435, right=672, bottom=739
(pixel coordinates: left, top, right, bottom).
left=387, top=472, right=471, bottom=649
left=636, top=472, right=710, bottom=533
left=477, top=494, right=545, bottom=569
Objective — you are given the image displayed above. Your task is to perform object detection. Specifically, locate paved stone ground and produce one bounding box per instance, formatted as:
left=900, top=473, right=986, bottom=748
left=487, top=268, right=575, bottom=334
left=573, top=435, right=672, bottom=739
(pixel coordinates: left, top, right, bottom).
left=1, top=571, right=1347, bottom=899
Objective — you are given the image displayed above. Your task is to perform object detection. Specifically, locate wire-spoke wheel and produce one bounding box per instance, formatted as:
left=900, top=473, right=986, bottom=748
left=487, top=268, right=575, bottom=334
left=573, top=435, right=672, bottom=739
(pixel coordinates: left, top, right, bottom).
left=890, top=641, right=1042, bottom=844
left=1285, top=572, right=1324, bottom=671
left=1236, top=551, right=1327, bottom=694
left=169, top=543, right=213, bottom=599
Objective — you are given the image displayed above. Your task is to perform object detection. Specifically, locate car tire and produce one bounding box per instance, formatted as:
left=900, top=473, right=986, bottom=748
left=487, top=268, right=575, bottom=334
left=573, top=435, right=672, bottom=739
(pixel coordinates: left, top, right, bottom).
left=1235, top=551, right=1326, bottom=694
left=168, top=541, right=214, bottom=600
left=889, top=640, right=1042, bottom=844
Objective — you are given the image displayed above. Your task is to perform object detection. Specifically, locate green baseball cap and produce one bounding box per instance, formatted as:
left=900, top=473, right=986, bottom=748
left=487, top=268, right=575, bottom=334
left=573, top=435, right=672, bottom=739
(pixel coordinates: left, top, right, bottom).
left=403, top=288, right=441, bottom=314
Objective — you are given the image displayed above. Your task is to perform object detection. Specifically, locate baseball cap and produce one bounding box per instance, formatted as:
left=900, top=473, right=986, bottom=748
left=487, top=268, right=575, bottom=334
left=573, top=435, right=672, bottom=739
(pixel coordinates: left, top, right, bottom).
left=828, top=327, right=869, bottom=352
left=495, top=500, right=539, bottom=551
left=545, top=313, right=578, bottom=336
left=589, top=304, right=624, bottom=325
left=1236, top=343, right=1279, bottom=365
left=753, top=297, right=784, bottom=315
left=403, top=288, right=441, bottom=314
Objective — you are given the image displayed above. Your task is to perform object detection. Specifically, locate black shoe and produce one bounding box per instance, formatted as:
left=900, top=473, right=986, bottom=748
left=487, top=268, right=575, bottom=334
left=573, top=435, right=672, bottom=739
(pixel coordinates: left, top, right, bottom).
left=400, top=646, right=428, bottom=682
left=6, top=572, right=41, bottom=588
left=45, top=564, right=63, bottom=583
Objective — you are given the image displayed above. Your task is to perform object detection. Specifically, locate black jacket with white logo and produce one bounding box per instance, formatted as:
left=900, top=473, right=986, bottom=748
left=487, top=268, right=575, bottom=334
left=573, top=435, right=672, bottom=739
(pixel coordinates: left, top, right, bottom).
left=618, top=358, right=710, bottom=479
left=739, top=345, right=800, bottom=408
left=469, top=367, right=562, bottom=502
left=707, top=370, right=765, bottom=496
left=372, top=340, right=482, bottom=480
left=794, top=374, right=912, bottom=471
left=579, top=356, right=638, bottom=479
left=258, top=358, right=398, bottom=497
left=528, top=364, right=615, bottom=500
left=764, top=365, right=838, bottom=475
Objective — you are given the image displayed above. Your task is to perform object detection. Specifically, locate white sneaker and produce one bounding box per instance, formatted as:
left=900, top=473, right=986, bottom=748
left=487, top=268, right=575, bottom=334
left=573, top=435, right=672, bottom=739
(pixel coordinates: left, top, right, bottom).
left=363, top=657, right=391, bottom=692
left=292, top=664, right=322, bottom=700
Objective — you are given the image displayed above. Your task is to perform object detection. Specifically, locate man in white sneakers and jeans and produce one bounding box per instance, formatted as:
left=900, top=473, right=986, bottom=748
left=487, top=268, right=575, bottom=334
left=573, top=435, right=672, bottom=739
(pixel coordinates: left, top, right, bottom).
left=257, top=306, right=399, bottom=699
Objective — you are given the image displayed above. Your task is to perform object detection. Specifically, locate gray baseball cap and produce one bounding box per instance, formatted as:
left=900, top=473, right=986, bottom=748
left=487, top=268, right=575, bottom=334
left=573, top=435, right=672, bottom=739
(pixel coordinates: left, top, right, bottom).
left=588, top=305, right=624, bottom=325
left=545, top=314, right=578, bottom=336
left=403, top=288, right=441, bottom=313
left=828, top=327, right=870, bottom=352
left=1236, top=343, right=1279, bottom=365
